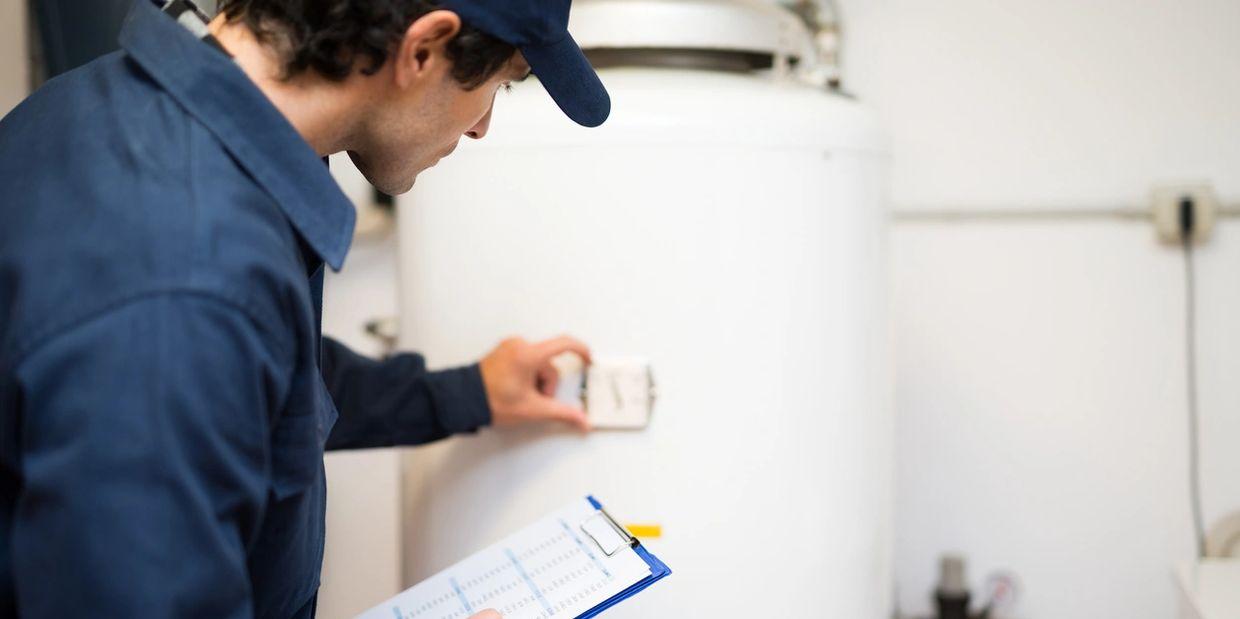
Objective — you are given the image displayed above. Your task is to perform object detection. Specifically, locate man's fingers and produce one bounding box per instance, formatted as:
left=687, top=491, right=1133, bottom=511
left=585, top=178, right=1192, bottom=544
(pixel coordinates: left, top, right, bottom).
left=468, top=610, right=502, bottom=619
left=532, top=335, right=591, bottom=366
left=537, top=363, right=559, bottom=397
left=534, top=396, right=591, bottom=432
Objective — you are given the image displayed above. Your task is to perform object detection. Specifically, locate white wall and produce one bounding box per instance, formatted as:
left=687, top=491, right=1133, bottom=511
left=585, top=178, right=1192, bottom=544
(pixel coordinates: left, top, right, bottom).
left=838, top=0, right=1240, bottom=616
left=841, top=0, right=1240, bottom=211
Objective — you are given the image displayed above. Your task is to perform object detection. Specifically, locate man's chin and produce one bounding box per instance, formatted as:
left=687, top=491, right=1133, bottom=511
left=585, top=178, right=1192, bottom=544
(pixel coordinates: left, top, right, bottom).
left=364, top=172, right=418, bottom=197
left=347, top=151, right=421, bottom=195
left=385, top=164, right=437, bottom=195
left=379, top=178, right=416, bottom=195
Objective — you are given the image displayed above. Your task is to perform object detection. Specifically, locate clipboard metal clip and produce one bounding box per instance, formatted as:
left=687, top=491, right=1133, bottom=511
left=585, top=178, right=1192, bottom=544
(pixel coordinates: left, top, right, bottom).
left=580, top=505, right=638, bottom=557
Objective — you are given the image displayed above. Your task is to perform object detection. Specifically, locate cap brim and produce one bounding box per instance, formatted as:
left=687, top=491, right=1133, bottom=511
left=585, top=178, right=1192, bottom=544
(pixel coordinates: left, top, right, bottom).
left=521, top=33, right=610, bottom=128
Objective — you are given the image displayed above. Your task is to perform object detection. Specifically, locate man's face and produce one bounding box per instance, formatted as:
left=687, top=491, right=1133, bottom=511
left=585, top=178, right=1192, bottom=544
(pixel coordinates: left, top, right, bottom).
left=349, top=49, right=530, bottom=195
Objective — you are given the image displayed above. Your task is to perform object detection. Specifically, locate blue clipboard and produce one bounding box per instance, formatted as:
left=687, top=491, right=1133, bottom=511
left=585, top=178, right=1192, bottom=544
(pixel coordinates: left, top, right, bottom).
left=575, top=495, right=672, bottom=618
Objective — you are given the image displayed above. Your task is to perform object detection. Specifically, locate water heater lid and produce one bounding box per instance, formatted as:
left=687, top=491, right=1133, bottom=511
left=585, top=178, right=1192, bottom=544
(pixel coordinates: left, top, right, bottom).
left=569, top=0, right=814, bottom=62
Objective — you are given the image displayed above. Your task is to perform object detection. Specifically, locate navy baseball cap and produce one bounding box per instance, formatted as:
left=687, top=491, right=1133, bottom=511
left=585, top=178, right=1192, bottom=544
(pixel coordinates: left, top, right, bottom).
left=440, top=0, right=610, bottom=127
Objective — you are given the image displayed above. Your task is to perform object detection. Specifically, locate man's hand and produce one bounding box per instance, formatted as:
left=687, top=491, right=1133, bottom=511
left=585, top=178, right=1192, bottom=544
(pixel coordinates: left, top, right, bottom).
left=479, top=336, right=591, bottom=432
left=469, top=610, right=501, bottom=619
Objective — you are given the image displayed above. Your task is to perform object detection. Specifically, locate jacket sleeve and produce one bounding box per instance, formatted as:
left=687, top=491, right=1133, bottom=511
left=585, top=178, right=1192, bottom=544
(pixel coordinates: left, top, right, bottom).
left=10, top=294, right=287, bottom=619
left=319, top=336, right=491, bottom=451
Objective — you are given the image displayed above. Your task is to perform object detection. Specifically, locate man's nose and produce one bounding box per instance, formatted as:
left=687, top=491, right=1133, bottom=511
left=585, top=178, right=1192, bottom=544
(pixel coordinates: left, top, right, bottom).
left=465, top=101, right=495, bottom=140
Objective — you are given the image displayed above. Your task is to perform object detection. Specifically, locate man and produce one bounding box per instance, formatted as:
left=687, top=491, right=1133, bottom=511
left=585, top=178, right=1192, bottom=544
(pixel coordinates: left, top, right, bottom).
left=0, top=0, right=610, bottom=616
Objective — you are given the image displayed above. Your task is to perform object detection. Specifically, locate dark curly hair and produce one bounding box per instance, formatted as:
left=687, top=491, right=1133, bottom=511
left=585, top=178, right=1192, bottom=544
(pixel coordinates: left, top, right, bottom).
left=217, top=0, right=517, bottom=89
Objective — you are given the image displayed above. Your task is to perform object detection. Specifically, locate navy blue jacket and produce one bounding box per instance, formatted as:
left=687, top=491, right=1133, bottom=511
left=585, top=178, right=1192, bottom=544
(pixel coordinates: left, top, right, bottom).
left=0, top=1, right=491, bottom=617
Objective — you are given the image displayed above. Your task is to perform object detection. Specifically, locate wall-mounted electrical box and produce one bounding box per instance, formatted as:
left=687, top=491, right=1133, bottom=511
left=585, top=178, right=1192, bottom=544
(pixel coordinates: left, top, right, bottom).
left=1152, top=183, right=1219, bottom=245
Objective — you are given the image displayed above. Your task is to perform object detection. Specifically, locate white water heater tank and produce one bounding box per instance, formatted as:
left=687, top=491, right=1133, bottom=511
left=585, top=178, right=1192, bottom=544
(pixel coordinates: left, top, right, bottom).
left=397, top=1, right=891, bottom=616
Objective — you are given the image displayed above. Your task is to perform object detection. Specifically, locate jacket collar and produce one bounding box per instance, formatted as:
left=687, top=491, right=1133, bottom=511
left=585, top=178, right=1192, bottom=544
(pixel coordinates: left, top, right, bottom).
left=119, top=0, right=355, bottom=270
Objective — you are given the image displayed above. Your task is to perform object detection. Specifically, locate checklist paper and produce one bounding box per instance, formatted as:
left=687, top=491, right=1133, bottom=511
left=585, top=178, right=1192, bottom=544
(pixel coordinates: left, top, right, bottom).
left=357, top=498, right=654, bottom=619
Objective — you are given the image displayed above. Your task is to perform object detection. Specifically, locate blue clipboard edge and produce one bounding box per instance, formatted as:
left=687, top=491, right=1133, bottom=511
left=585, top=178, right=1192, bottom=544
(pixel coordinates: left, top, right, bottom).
left=577, top=495, right=672, bottom=619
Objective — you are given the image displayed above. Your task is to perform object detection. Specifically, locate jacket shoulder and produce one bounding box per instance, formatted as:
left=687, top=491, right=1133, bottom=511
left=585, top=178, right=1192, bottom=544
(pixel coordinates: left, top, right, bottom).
left=0, top=54, right=310, bottom=365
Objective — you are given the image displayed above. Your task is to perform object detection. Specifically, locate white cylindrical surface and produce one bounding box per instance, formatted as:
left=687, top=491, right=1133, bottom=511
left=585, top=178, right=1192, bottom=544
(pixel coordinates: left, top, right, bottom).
left=397, top=67, right=891, bottom=617
left=568, top=0, right=816, bottom=66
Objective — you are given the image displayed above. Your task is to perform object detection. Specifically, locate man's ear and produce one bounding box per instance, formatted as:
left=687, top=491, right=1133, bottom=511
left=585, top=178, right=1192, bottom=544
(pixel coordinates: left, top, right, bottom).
left=393, top=10, right=462, bottom=89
